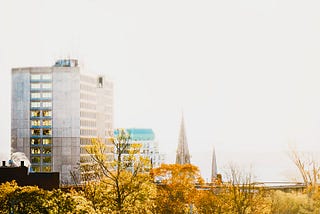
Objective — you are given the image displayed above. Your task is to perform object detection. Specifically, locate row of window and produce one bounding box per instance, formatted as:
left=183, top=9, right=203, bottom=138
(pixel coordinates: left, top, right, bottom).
left=31, top=129, right=52, bottom=136
left=31, top=147, right=52, bottom=155
left=80, top=120, right=96, bottom=128
left=30, top=74, right=52, bottom=81
left=80, top=93, right=96, bottom=101
left=31, top=156, right=52, bottom=164
left=31, top=101, right=52, bottom=108
left=31, top=92, right=52, bottom=99
left=80, top=111, right=96, bottom=119
left=31, top=110, right=52, bottom=117
left=31, top=120, right=52, bottom=126
left=31, top=83, right=52, bottom=90
left=80, top=84, right=96, bottom=92
left=80, top=138, right=92, bottom=145
left=80, top=102, right=96, bottom=110
left=31, top=138, right=51, bottom=145
left=31, top=166, right=51, bottom=172
left=80, top=129, right=97, bottom=136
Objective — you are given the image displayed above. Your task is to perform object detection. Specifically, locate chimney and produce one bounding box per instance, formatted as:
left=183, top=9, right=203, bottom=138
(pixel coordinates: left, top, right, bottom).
left=2, top=161, right=5, bottom=167
left=20, top=161, right=24, bottom=167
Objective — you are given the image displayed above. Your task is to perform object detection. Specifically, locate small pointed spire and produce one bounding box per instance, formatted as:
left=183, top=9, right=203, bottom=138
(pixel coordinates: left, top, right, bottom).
left=176, top=114, right=191, bottom=164
left=211, top=146, right=218, bottom=182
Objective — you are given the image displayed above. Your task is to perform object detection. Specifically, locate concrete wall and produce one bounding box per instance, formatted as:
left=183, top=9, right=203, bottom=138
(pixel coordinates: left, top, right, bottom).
left=52, top=67, right=80, bottom=183
left=11, top=69, right=30, bottom=157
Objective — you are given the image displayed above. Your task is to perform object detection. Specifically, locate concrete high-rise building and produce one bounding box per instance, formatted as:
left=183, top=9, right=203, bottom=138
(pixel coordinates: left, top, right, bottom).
left=175, top=115, right=191, bottom=165
left=11, top=59, right=113, bottom=183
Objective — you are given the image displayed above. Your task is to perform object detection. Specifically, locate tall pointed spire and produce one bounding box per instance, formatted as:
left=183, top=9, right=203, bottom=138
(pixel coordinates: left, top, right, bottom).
left=176, top=114, right=191, bottom=164
left=211, top=146, right=218, bottom=182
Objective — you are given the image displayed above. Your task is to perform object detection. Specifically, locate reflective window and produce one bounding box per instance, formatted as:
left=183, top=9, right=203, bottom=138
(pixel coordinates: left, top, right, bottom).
left=31, top=93, right=41, bottom=99
left=43, top=147, right=51, bottom=155
left=42, top=83, right=52, bottom=89
left=42, top=74, right=52, bottom=80
left=31, top=156, right=40, bottom=163
left=31, top=120, right=40, bottom=126
left=42, top=166, right=51, bottom=172
left=31, top=111, right=41, bottom=117
left=43, top=110, right=52, bottom=117
left=31, top=129, right=40, bottom=136
left=43, top=129, right=51, bottom=136
left=31, top=74, right=41, bottom=80
left=42, top=92, right=52, bottom=98
left=31, top=83, right=40, bottom=89
left=31, top=102, right=40, bottom=108
left=42, top=120, right=52, bottom=126
left=31, top=166, right=40, bottom=172
left=31, top=138, right=41, bottom=145
left=31, top=147, right=41, bottom=154
left=42, top=138, right=51, bottom=145
left=42, top=102, right=52, bottom=108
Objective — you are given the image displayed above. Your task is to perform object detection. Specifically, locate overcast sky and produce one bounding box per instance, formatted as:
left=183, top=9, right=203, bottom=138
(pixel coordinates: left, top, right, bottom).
left=1, top=0, right=320, bottom=181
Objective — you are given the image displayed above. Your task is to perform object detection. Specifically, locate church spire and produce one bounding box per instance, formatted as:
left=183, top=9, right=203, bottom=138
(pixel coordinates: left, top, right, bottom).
left=176, top=114, right=191, bottom=164
left=211, top=146, right=218, bottom=182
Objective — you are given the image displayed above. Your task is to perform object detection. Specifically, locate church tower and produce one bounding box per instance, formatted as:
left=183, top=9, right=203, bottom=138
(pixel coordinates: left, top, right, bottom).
left=211, top=146, right=218, bottom=182
left=175, top=115, right=191, bottom=164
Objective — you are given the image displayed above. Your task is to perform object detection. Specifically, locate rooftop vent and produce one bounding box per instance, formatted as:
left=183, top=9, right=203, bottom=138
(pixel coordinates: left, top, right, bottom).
left=54, top=59, right=78, bottom=67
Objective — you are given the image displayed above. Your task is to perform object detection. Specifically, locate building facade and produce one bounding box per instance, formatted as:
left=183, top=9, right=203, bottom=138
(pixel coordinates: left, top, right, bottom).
left=11, top=59, right=113, bottom=183
left=114, top=128, right=164, bottom=168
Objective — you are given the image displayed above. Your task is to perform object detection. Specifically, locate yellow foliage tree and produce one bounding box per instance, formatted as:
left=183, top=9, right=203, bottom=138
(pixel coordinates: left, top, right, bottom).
left=151, top=163, right=203, bottom=214
left=82, top=129, right=156, bottom=213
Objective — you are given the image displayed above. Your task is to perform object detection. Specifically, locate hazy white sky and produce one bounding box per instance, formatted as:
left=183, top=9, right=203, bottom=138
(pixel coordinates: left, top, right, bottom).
left=1, top=0, right=320, bottom=181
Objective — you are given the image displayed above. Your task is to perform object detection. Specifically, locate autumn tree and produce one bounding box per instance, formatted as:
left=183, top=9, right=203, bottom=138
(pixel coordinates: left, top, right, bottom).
left=83, top=129, right=156, bottom=213
left=151, top=163, right=203, bottom=214
left=194, top=189, right=225, bottom=214
left=289, top=147, right=320, bottom=194
left=0, top=181, right=94, bottom=214
left=219, top=164, right=270, bottom=214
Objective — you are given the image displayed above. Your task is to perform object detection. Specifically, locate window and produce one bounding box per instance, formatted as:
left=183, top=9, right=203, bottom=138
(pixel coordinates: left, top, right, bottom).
left=31, top=120, right=40, bottom=126
left=31, top=147, right=41, bottom=154
left=42, top=166, right=51, bottom=172
left=31, top=111, right=41, bottom=117
left=31, top=129, right=40, bottom=136
left=43, top=129, right=51, bottom=136
left=43, top=157, right=51, bottom=164
left=43, top=147, right=51, bottom=155
left=31, top=74, right=41, bottom=80
left=31, top=102, right=40, bottom=108
left=31, top=156, right=40, bottom=163
left=42, top=83, right=52, bottom=89
left=31, top=93, right=41, bottom=99
left=42, top=138, right=51, bottom=145
left=42, top=92, right=52, bottom=98
left=42, top=110, right=52, bottom=117
left=42, top=120, right=52, bottom=126
left=42, top=74, right=52, bottom=80
left=98, top=76, right=103, bottom=88
left=42, top=102, right=52, bottom=108
left=31, top=166, right=40, bottom=172
left=31, top=138, right=41, bottom=145
left=31, top=83, right=40, bottom=89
